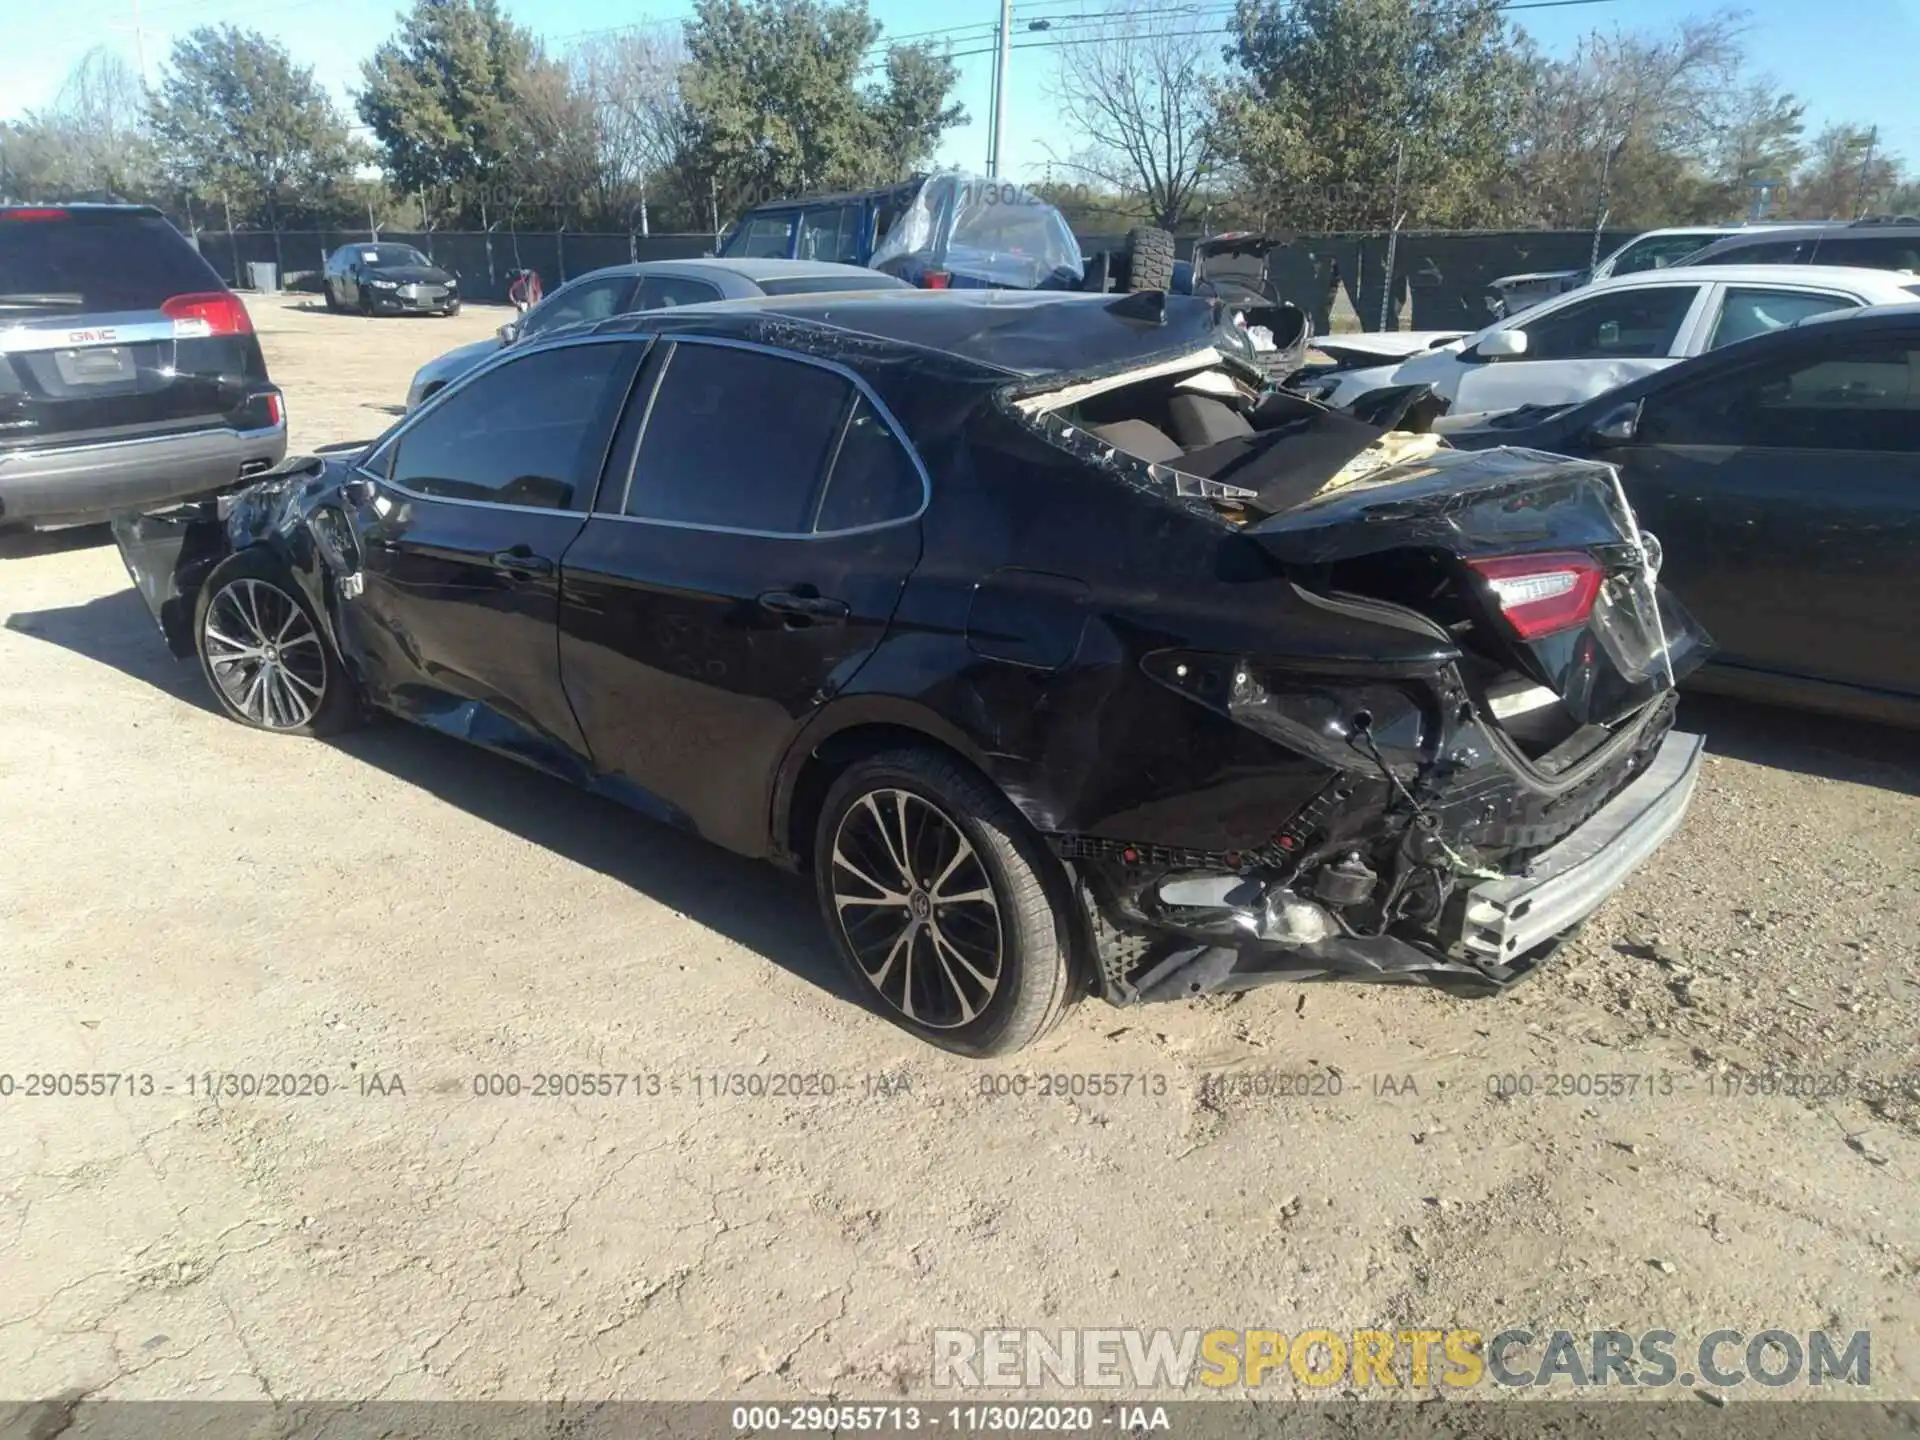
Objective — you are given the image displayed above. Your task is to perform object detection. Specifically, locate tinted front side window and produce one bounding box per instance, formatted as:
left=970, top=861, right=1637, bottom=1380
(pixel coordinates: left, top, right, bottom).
left=625, top=343, right=851, bottom=531
left=1516, top=286, right=1697, bottom=360
left=1, top=212, right=223, bottom=311
left=814, top=397, right=922, bottom=531
left=1693, top=238, right=1810, bottom=266
left=1643, top=340, right=1920, bottom=451
left=1611, top=234, right=1725, bottom=275
left=1709, top=289, right=1858, bottom=349
left=732, top=215, right=796, bottom=259
left=389, top=343, right=633, bottom=510
left=524, top=275, right=633, bottom=336
left=1810, top=234, right=1920, bottom=271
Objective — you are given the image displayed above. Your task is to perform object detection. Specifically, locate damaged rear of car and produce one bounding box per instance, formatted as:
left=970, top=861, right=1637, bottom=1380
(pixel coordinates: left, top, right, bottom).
left=111, top=290, right=1707, bottom=1055
left=975, top=315, right=1709, bottom=1008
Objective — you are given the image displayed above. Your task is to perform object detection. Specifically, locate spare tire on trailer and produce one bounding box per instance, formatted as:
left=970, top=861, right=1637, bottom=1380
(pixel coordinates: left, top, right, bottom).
left=1122, top=226, right=1175, bottom=293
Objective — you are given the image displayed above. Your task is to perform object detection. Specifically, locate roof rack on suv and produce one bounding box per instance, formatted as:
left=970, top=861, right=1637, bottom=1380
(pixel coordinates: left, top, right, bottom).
left=1850, top=215, right=1920, bottom=226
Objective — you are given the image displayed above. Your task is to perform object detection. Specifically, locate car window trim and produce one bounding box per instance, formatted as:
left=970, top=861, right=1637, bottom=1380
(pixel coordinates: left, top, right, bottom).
left=596, top=333, right=931, bottom=539
left=357, top=333, right=647, bottom=515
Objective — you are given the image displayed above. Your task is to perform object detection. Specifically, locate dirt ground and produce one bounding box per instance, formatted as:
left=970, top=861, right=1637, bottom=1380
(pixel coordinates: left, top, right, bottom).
left=1, top=294, right=1916, bottom=1410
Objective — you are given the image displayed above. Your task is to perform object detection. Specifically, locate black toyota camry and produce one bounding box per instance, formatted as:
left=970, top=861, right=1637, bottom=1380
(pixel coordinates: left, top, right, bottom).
left=114, top=289, right=1709, bottom=1055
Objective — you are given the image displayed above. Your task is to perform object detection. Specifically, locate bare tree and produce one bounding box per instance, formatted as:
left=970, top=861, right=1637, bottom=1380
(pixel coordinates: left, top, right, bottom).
left=1044, top=3, right=1219, bottom=229
left=0, top=48, right=154, bottom=201
left=575, top=29, right=691, bottom=206
left=1508, top=11, right=1751, bottom=230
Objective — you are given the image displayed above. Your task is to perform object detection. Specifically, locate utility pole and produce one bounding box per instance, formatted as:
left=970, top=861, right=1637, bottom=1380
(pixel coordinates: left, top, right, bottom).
left=1853, top=126, right=1880, bottom=217
left=131, top=0, right=147, bottom=82
left=988, top=0, right=1011, bottom=177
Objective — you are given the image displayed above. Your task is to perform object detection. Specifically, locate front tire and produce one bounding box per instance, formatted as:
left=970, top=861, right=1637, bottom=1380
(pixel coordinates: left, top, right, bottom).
left=813, top=748, right=1079, bottom=1056
left=194, top=551, right=359, bottom=737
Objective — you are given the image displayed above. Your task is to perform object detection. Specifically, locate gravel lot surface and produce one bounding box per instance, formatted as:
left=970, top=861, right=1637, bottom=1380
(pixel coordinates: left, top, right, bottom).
left=1, top=296, right=1915, bottom=1410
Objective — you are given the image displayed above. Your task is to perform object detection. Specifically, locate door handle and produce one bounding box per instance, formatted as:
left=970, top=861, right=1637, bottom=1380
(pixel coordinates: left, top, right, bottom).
left=490, top=547, right=553, bottom=577
left=757, top=589, right=850, bottom=626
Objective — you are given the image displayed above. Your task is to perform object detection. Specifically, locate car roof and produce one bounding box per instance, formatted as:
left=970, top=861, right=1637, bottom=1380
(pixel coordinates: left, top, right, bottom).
left=0, top=202, right=161, bottom=216
left=560, top=257, right=889, bottom=286
left=1687, top=223, right=1920, bottom=257
left=1545, top=263, right=1919, bottom=294
left=735, top=180, right=923, bottom=213
left=593, top=287, right=1233, bottom=380
left=1793, top=299, right=1920, bottom=329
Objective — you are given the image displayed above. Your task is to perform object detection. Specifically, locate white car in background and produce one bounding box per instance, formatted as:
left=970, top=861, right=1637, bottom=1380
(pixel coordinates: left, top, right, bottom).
left=1484, top=223, right=1797, bottom=318
left=1302, top=265, right=1920, bottom=414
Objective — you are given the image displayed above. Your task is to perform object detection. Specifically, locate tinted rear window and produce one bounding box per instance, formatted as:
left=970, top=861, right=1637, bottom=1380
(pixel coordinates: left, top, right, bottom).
left=0, top=211, right=226, bottom=312
left=1810, top=234, right=1920, bottom=271
left=756, top=273, right=905, bottom=296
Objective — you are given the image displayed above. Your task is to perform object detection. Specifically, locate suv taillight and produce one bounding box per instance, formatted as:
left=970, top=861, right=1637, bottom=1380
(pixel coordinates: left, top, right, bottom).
left=1466, top=552, right=1604, bottom=640
left=163, top=292, right=253, bottom=337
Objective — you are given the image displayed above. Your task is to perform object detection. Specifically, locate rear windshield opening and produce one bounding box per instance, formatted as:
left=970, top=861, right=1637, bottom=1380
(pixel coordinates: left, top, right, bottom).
left=1, top=211, right=226, bottom=312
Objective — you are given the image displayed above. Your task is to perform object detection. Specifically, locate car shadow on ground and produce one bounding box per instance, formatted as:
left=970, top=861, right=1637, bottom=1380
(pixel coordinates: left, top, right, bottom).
left=12, top=586, right=1912, bottom=1001
left=1681, top=693, right=1919, bottom=798
left=328, top=721, right=857, bottom=1004
left=0, top=524, right=114, bottom=559
left=9, top=590, right=852, bottom=1002
left=4, top=587, right=219, bottom=715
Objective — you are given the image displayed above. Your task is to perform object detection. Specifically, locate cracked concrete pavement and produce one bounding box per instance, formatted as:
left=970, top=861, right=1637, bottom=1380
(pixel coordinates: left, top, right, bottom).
left=1, top=295, right=1916, bottom=1407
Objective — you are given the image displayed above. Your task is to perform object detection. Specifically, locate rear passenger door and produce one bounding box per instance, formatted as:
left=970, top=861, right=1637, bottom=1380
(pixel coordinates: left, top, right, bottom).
left=558, top=338, right=927, bottom=855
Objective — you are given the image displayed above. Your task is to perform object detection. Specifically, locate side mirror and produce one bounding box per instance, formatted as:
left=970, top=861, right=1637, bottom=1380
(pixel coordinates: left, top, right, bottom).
left=341, top=476, right=377, bottom=507
left=497, top=321, right=520, bottom=345
left=1589, top=400, right=1641, bottom=447
left=1475, top=329, right=1529, bottom=359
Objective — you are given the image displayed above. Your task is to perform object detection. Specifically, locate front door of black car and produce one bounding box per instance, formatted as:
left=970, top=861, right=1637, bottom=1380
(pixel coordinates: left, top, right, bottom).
left=346, top=338, right=646, bottom=768
left=1620, top=336, right=1920, bottom=696
left=558, top=339, right=926, bottom=854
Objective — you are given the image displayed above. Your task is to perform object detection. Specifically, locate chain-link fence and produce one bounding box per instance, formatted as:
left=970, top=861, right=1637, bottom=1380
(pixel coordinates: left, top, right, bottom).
left=188, top=226, right=1635, bottom=330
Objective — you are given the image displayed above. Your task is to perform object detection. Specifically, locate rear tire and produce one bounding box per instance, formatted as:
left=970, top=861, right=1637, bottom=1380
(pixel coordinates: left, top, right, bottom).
left=194, top=550, right=359, bottom=737
left=1123, top=226, right=1176, bottom=292
left=322, top=282, right=341, bottom=312
left=813, top=748, right=1080, bottom=1057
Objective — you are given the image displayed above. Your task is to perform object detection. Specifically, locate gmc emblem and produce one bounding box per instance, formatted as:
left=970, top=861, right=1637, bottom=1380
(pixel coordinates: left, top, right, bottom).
left=67, top=328, right=117, bottom=344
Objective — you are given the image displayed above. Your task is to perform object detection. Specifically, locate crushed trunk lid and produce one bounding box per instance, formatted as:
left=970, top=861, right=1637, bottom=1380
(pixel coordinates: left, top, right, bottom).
left=1245, top=445, right=1709, bottom=727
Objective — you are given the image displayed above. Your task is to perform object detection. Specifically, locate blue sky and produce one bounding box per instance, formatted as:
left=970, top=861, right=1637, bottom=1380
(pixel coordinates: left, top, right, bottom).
left=8, top=0, right=1920, bottom=195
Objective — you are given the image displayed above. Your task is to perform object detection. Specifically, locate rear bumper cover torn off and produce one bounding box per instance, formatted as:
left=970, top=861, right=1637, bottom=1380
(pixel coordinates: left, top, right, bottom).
left=1126, top=729, right=1706, bottom=1003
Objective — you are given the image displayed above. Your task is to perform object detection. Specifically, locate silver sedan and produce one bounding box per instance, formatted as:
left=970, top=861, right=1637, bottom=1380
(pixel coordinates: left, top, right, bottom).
left=404, top=257, right=910, bottom=408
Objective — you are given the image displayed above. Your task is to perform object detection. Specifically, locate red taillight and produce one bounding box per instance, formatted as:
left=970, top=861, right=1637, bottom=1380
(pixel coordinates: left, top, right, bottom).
left=5, top=207, right=68, bottom=221
left=265, top=391, right=284, bottom=426
left=162, top=291, right=253, bottom=337
left=922, top=270, right=951, bottom=289
left=1466, top=551, right=1605, bottom=640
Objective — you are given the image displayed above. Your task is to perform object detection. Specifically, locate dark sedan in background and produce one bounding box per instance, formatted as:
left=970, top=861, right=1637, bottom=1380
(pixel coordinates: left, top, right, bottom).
left=321, top=243, right=460, bottom=316
left=404, top=257, right=909, bottom=408
left=1439, top=304, right=1920, bottom=726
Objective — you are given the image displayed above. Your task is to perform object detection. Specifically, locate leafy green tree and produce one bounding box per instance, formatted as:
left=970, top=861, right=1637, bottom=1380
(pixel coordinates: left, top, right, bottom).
left=679, top=0, right=963, bottom=216
left=149, top=26, right=364, bottom=231
left=1214, top=0, right=1529, bottom=230
left=358, top=0, right=539, bottom=226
